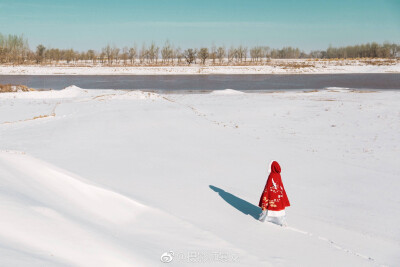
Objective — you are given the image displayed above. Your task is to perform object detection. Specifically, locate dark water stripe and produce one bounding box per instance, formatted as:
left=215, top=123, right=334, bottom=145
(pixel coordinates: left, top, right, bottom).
left=0, top=74, right=399, bottom=90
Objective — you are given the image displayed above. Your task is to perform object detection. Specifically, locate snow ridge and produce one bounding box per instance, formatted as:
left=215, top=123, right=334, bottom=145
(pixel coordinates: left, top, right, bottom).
left=0, top=151, right=147, bottom=266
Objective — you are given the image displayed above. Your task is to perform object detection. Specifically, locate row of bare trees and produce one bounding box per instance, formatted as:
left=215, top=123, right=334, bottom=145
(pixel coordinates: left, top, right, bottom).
left=0, top=34, right=30, bottom=64
left=310, top=42, right=399, bottom=59
left=1, top=34, right=399, bottom=65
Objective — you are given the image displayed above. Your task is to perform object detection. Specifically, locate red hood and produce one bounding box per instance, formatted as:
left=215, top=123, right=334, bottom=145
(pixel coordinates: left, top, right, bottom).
left=271, top=161, right=281, bottom=174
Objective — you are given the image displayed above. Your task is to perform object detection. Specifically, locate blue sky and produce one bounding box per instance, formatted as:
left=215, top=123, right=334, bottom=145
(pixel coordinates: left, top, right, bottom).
left=0, top=0, right=399, bottom=51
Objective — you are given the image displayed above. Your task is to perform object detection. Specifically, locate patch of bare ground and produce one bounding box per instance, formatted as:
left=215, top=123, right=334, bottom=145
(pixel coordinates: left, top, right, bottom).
left=255, top=90, right=285, bottom=94
left=92, top=94, right=116, bottom=101
left=350, top=90, right=377, bottom=93
left=32, top=114, right=54, bottom=120
left=0, top=84, right=34, bottom=93
left=314, top=98, right=336, bottom=101
left=2, top=103, right=58, bottom=125
left=307, top=58, right=398, bottom=66
left=304, top=90, right=319, bottom=93
left=2, top=113, right=55, bottom=125
left=278, top=62, right=315, bottom=69
left=361, top=59, right=397, bottom=66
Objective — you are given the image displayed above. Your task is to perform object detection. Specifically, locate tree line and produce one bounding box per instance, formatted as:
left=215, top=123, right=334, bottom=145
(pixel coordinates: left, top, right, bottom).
left=1, top=33, right=399, bottom=65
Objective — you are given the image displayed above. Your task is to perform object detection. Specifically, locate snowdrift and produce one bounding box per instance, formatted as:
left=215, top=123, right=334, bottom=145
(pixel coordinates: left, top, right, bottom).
left=0, top=151, right=256, bottom=266
left=210, top=89, right=245, bottom=95
left=0, top=151, right=147, bottom=266
left=0, top=85, right=159, bottom=101
left=0, top=85, right=88, bottom=99
left=323, top=87, right=352, bottom=92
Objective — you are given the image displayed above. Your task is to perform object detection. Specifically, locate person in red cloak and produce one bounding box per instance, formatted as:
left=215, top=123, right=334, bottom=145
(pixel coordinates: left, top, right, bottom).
left=258, top=161, right=290, bottom=226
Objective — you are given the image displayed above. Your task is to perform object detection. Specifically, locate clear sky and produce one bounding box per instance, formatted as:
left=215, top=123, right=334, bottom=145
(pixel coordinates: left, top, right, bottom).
left=0, top=0, right=399, bottom=52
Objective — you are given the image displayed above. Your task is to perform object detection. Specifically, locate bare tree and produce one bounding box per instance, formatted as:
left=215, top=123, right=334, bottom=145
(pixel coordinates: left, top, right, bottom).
left=122, top=47, right=129, bottom=65
left=216, top=46, right=225, bottom=64
left=87, top=49, right=96, bottom=64
left=198, top=47, right=209, bottom=64
left=161, top=40, right=174, bottom=64
left=65, top=49, right=75, bottom=64
left=228, top=46, right=236, bottom=63
left=147, top=42, right=159, bottom=63
left=250, top=46, right=263, bottom=62
left=261, top=46, right=270, bottom=61
left=129, top=45, right=137, bottom=64
left=390, top=43, right=399, bottom=58
left=36, top=44, right=45, bottom=64
left=112, top=46, right=120, bottom=64
left=210, top=45, right=217, bottom=64
left=103, top=44, right=112, bottom=64
left=240, top=46, right=248, bottom=62
left=175, top=47, right=182, bottom=64
left=183, top=49, right=196, bottom=65
left=99, top=51, right=106, bottom=64
left=309, top=50, right=323, bottom=59
left=234, top=45, right=247, bottom=62
left=139, top=43, right=147, bottom=64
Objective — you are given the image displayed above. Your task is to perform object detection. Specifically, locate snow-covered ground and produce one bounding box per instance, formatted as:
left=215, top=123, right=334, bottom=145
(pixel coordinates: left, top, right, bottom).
left=0, top=86, right=399, bottom=266
left=0, top=59, right=399, bottom=75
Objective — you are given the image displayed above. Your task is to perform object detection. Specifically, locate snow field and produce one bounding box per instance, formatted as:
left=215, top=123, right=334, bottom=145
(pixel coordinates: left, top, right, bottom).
left=0, top=86, right=399, bottom=266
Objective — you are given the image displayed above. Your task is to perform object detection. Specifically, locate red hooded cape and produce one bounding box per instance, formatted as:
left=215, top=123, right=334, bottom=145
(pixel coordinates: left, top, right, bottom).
left=258, top=161, right=290, bottom=211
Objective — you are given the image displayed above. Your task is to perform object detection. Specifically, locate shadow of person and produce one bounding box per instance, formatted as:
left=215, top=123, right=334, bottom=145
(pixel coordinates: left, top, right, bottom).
left=209, top=185, right=261, bottom=220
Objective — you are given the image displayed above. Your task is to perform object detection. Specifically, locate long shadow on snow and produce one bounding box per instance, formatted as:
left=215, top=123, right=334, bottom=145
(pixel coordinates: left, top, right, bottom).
left=209, top=185, right=261, bottom=220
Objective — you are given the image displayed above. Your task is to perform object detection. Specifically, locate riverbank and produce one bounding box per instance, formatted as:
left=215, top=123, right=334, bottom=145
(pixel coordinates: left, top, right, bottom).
left=0, top=59, right=399, bottom=75
left=0, top=84, right=33, bottom=92
left=0, top=86, right=399, bottom=266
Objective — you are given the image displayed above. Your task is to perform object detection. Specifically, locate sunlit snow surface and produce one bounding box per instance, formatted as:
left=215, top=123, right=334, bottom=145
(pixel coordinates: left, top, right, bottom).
left=0, top=86, right=399, bottom=266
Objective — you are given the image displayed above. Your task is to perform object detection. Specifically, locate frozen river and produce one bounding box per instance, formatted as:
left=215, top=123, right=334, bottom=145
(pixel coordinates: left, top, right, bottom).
left=0, top=73, right=399, bottom=90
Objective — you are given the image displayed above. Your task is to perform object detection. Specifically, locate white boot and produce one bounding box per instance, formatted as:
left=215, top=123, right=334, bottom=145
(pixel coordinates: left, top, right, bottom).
left=267, top=216, right=288, bottom=227
left=259, top=210, right=267, bottom=222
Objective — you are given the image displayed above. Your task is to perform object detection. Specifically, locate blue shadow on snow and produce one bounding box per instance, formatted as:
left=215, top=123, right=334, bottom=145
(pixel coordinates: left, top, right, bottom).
left=209, top=185, right=261, bottom=220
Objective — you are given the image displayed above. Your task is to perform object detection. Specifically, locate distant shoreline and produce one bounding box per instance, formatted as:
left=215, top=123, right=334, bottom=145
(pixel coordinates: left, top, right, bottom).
left=0, top=59, right=399, bottom=75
